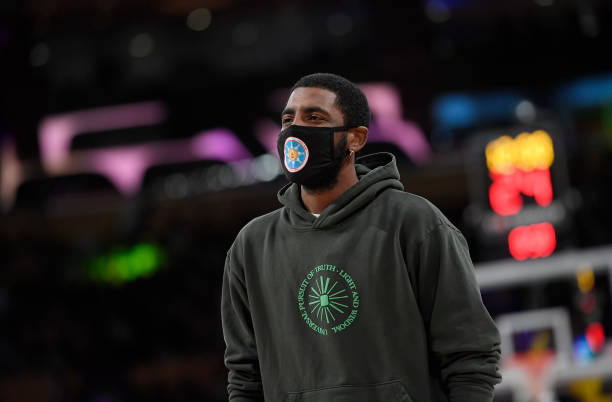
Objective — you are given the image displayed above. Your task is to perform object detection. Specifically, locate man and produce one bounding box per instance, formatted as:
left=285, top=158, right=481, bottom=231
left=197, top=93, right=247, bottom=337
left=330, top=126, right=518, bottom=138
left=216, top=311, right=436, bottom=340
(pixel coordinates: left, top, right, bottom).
left=221, top=73, right=501, bottom=401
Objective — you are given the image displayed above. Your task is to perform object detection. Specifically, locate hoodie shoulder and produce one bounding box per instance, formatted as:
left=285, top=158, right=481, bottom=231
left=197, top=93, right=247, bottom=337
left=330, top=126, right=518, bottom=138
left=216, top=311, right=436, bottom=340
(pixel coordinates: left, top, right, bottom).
left=233, top=207, right=283, bottom=247
left=225, top=208, right=283, bottom=277
left=380, top=189, right=459, bottom=238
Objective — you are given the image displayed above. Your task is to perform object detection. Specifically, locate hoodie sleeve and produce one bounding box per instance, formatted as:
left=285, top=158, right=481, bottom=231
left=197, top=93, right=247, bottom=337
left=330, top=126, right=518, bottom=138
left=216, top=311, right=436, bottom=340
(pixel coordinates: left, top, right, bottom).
left=221, top=246, right=264, bottom=402
left=417, top=223, right=502, bottom=402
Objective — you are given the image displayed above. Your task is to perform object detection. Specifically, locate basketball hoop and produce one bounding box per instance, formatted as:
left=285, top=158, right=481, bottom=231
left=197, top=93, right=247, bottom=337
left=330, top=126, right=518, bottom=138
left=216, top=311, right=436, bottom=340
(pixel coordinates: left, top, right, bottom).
left=504, top=350, right=556, bottom=401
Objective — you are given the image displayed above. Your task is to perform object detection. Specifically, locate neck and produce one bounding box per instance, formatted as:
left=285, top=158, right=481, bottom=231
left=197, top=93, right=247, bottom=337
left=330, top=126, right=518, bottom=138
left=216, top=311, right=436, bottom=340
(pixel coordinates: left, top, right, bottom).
left=301, top=159, right=358, bottom=214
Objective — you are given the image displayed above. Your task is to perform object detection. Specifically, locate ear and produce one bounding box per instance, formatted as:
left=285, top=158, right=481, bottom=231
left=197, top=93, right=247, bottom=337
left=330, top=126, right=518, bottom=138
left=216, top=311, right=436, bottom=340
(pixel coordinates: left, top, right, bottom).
left=347, top=126, right=368, bottom=153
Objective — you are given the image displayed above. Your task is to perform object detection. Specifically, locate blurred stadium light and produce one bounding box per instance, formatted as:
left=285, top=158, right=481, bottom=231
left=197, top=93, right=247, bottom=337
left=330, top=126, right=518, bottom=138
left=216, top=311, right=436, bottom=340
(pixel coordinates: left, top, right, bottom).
left=38, top=101, right=167, bottom=171
left=1, top=104, right=260, bottom=206
left=556, top=74, right=612, bottom=110
left=432, top=91, right=530, bottom=144
left=87, top=242, right=165, bottom=285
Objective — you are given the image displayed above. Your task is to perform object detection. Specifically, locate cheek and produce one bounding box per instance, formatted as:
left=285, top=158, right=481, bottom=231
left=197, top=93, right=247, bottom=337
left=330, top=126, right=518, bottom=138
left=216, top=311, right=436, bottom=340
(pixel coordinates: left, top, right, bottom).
left=333, top=132, right=348, bottom=151
left=333, top=132, right=343, bottom=147
left=334, top=131, right=349, bottom=144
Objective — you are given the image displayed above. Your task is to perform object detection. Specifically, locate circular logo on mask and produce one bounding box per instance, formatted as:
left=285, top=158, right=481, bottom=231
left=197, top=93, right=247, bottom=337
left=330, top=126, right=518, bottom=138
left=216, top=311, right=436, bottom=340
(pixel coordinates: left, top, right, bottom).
left=284, top=137, right=309, bottom=173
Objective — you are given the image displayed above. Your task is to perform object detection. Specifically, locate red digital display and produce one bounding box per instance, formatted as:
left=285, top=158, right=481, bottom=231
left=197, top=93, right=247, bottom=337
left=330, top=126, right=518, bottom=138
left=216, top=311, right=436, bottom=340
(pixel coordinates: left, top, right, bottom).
left=508, top=223, right=557, bottom=261
left=489, top=169, right=553, bottom=216
left=485, top=131, right=557, bottom=260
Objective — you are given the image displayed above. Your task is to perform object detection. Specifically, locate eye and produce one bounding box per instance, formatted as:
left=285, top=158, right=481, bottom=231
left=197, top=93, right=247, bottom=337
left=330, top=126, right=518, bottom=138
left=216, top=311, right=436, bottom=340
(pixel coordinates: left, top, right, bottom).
left=281, top=116, right=293, bottom=125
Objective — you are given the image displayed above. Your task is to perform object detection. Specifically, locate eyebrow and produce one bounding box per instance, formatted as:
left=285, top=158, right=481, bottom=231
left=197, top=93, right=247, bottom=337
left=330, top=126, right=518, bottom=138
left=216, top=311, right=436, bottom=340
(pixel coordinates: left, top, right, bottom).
left=280, top=106, right=331, bottom=119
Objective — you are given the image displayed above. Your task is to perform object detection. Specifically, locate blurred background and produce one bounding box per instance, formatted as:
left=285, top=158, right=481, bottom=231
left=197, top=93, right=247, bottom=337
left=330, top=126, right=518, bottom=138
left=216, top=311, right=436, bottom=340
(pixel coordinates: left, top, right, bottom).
left=1, top=0, right=612, bottom=401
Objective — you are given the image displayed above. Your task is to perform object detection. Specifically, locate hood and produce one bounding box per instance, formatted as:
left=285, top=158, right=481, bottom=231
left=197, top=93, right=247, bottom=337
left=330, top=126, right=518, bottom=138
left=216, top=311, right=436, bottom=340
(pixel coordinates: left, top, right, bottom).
left=277, top=152, right=404, bottom=230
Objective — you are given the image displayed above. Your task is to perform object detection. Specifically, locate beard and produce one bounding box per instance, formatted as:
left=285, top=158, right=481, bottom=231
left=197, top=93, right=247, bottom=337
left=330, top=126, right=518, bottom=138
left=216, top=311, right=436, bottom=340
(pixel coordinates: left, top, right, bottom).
left=301, top=133, right=348, bottom=192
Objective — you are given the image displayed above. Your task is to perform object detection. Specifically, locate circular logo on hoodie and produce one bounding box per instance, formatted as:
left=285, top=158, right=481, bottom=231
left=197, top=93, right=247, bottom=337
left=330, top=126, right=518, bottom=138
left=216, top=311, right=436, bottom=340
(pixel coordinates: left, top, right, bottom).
left=297, top=264, right=359, bottom=336
left=284, top=137, right=309, bottom=173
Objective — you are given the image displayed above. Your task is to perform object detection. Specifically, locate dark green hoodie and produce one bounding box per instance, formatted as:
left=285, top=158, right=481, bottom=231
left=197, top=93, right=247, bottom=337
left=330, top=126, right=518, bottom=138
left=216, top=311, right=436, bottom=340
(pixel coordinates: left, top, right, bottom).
left=221, top=153, right=501, bottom=402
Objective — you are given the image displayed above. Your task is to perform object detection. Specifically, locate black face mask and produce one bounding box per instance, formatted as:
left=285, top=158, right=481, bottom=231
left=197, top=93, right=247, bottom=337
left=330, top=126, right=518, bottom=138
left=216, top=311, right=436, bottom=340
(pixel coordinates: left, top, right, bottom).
left=277, top=124, right=351, bottom=189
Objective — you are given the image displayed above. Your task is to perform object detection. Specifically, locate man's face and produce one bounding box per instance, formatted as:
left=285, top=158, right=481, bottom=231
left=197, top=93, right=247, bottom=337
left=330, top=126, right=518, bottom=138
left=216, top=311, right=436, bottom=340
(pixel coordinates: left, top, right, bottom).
left=280, top=87, right=349, bottom=191
left=281, top=87, right=344, bottom=131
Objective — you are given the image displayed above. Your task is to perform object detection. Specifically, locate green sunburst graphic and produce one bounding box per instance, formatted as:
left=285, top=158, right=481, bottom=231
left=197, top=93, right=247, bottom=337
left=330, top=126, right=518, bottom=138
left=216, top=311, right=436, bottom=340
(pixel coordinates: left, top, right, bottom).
left=308, top=276, right=349, bottom=324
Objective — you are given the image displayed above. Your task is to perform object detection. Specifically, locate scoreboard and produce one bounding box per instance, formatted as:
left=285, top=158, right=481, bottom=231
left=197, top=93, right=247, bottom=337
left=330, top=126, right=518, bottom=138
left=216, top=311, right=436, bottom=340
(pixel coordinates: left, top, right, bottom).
left=464, top=123, right=575, bottom=262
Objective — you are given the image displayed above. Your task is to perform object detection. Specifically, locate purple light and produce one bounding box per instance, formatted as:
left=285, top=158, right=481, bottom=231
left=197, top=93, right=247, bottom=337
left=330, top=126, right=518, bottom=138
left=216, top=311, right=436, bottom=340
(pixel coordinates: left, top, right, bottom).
left=191, top=129, right=252, bottom=162
left=360, top=83, right=404, bottom=121
left=83, top=129, right=251, bottom=195
left=255, top=119, right=281, bottom=156
left=360, top=83, right=431, bottom=164
left=368, top=119, right=432, bottom=164
left=38, top=101, right=166, bottom=171
left=88, top=146, right=156, bottom=195
left=37, top=127, right=251, bottom=195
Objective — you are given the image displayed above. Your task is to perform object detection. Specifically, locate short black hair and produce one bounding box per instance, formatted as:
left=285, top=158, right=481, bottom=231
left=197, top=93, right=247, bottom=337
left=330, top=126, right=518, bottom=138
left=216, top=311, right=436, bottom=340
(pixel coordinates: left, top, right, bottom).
left=290, top=73, right=371, bottom=128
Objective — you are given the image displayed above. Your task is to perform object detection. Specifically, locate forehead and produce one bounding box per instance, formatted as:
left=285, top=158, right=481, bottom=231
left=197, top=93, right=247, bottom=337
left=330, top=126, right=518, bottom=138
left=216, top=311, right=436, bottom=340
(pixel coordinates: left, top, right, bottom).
left=284, top=87, right=340, bottom=114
